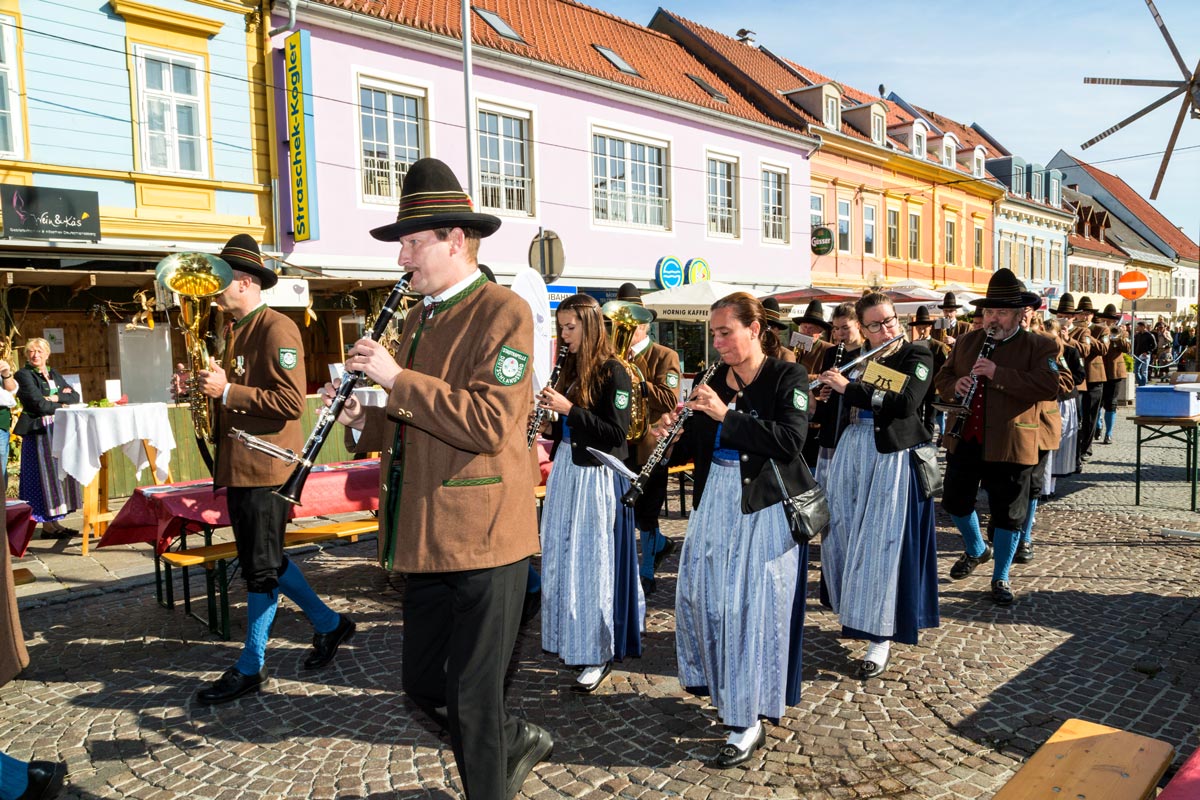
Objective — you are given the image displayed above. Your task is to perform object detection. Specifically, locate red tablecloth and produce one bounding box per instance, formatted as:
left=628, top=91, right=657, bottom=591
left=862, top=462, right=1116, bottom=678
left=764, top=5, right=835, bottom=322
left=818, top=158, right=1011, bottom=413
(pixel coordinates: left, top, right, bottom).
left=7, top=501, right=36, bottom=558
left=97, top=459, right=383, bottom=553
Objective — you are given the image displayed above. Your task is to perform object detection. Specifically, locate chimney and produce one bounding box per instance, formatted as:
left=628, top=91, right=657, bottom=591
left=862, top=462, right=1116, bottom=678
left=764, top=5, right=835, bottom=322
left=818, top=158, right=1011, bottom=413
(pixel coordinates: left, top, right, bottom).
left=736, top=28, right=756, bottom=44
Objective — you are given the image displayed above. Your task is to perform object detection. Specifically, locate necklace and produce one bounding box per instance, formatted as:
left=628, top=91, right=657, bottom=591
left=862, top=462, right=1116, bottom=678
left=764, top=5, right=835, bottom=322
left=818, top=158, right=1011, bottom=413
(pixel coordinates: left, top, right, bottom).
left=730, top=355, right=766, bottom=397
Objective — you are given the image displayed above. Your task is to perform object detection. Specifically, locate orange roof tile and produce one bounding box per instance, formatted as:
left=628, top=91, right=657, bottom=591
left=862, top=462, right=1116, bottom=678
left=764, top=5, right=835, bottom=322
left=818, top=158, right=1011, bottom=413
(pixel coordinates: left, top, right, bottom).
left=310, top=0, right=792, bottom=132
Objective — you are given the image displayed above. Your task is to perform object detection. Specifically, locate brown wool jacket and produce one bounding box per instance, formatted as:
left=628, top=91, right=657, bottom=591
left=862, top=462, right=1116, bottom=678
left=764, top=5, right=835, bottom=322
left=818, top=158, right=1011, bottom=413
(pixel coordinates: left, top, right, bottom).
left=349, top=279, right=540, bottom=574
left=932, top=318, right=972, bottom=345
left=1101, top=330, right=1130, bottom=380
left=1070, top=323, right=1109, bottom=384
left=629, top=341, right=682, bottom=465
left=213, top=305, right=306, bottom=488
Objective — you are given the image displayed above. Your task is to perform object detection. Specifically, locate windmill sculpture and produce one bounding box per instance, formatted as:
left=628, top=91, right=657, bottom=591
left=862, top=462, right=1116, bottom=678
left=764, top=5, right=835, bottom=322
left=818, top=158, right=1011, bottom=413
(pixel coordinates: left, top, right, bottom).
left=1080, top=0, right=1199, bottom=199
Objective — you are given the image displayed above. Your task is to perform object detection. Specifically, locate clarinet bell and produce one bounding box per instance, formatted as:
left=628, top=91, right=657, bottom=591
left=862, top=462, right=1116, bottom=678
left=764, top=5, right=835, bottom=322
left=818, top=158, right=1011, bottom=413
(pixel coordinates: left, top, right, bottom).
left=621, top=484, right=642, bottom=507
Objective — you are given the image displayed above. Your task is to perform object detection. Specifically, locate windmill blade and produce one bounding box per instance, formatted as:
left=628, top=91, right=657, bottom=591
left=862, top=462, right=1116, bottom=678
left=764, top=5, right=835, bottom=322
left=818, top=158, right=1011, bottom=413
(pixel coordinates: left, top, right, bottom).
left=1084, top=77, right=1186, bottom=88
left=1080, top=85, right=1187, bottom=149
left=1144, top=0, right=1192, bottom=79
left=1150, top=92, right=1192, bottom=199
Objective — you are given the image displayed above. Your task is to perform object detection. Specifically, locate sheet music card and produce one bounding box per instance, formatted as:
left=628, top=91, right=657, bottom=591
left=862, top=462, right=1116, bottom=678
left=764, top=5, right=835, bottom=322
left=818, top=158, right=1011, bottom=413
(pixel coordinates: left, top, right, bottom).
left=790, top=332, right=814, bottom=351
left=861, top=361, right=909, bottom=394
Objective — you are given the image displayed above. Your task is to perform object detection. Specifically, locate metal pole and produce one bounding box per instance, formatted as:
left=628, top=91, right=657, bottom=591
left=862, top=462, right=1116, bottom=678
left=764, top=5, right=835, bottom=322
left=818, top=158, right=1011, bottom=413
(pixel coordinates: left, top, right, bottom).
left=461, top=1, right=476, bottom=197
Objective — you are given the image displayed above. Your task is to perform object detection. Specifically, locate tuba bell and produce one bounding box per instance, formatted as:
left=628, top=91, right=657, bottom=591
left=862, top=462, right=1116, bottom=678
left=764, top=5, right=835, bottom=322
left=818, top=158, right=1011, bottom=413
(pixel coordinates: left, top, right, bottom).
left=602, top=299, right=654, bottom=441
left=155, top=253, right=233, bottom=444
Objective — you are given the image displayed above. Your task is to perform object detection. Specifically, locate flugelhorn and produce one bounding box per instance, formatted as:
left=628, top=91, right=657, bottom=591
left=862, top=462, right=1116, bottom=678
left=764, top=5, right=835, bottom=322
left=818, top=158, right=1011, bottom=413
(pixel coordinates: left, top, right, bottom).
left=233, top=274, right=413, bottom=505
left=602, top=300, right=654, bottom=441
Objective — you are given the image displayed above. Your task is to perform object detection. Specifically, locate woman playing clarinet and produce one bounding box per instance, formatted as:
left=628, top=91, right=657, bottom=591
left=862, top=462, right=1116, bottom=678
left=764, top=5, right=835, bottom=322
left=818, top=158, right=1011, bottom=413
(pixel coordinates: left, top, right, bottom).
left=536, top=294, right=643, bottom=693
left=659, top=292, right=809, bottom=769
left=816, top=292, right=939, bottom=681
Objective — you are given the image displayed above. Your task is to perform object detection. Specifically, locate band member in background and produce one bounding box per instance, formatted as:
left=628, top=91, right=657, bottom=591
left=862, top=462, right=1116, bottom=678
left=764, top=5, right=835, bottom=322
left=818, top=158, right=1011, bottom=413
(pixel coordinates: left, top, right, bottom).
left=791, top=300, right=832, bottom=468
left=909, top=305, right=950, bottom=435
left=1094, top=304, right=1129, bottom=445
left=663, top=292, right=808, bottom=769
left=931, top=292, right=972, bottom=347
left=1071, top=296, right=1107, bottom=466
left=812, top=302, right=863, bottom=480
left=333, top=159, right=550, bottom=799
left=817, top=293, right=938, bottom=681
left=538, top=293, right=643, bottom=693
left=969, top=308, right=984, bottom=331
left=617, top=284, right=683, bottom=596
left=186, top=235, right=353, bottom=705
left=935, top=270, right=1059, bottom=606
left=1042, top=317, right=1083, bottom=496
left=761, top=297, right=796, bottom=363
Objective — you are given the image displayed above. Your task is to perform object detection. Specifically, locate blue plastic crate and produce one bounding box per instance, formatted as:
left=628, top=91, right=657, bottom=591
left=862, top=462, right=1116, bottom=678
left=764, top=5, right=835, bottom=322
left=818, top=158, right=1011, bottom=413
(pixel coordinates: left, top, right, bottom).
left=1135, top=385, right=1200, bottom=418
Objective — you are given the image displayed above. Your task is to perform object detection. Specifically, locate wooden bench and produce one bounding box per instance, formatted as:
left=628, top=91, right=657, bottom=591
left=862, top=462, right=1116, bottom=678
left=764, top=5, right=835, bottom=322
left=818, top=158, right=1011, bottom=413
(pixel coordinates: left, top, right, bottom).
left=1158, top=744, right=1200, bottom=800
left=12, top=568, right=34, bottom=586
left=159, top=519, right=377, bottom=640
left=993, top=718, right=1174, bottom=800
left=667, top=463, right=694, bottom=517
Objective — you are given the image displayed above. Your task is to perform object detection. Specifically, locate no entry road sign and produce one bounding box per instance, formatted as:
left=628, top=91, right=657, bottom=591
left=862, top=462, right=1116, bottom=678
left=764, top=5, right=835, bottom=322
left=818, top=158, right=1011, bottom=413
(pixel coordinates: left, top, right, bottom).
left=1118, top=270, right=1150, bottom=301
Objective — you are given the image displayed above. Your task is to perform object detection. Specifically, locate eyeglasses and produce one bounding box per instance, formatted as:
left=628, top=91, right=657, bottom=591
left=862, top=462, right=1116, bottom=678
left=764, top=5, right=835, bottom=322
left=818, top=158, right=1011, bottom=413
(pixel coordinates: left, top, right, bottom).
left=862, top=315, right=898, bottom=334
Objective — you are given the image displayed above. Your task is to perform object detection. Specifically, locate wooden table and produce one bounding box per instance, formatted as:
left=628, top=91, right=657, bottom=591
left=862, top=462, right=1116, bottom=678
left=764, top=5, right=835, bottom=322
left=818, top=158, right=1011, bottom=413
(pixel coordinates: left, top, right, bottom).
left=1130, top=415, right=1200, bottom=510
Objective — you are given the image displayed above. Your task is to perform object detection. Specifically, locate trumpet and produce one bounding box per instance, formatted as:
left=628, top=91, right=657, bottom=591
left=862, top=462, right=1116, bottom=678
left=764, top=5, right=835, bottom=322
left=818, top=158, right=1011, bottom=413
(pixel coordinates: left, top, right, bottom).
left=527, top=343, right=570, bottom=449
left=233, top=274, right=413, bottom=505
left=808, top=334, right=905, bottom=390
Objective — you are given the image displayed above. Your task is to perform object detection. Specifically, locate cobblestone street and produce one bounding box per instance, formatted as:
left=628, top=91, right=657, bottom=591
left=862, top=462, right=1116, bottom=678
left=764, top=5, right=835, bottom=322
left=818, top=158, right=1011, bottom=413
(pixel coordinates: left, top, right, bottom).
left=4, top=414, right=1199, bottom=799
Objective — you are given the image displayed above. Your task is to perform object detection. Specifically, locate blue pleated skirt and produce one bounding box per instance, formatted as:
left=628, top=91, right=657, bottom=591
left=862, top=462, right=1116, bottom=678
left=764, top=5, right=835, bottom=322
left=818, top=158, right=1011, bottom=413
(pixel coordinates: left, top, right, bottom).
left=675, top=460, right=805, bottom=728
left=19, top=428, right=81, bottom=523
left=540, top=455, right=644, bottom=665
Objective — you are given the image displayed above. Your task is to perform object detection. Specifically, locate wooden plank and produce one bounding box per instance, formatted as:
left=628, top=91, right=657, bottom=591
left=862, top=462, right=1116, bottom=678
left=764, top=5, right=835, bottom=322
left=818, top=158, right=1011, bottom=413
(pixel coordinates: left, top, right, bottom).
left=993, top=718, right=1174, bottom=800
left=12, top=568, right=34, bottom=586
left=285, top=520, right=376, bottom=546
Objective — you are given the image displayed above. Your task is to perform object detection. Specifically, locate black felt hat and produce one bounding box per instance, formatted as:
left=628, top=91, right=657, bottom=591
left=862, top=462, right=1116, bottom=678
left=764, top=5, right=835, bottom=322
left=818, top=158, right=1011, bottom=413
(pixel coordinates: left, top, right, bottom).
left=791, top=299, right=831, bottom=331
left=616, top=282, right=656, bottom=321
left=938, top=291, right=961, bottom=310
left=369, top=158, right=501, bottom=242
left=1075, top=296, right=1096, bottom=313
left=760, top=297, right=791, bottom=331
left=220, top=234, right=277, bottom=289
left=911, top=305, right=934, bottom=326
left=1095, top=303, right=1121, bottom=321
left=970, top=269, right=1041, bottom=309
left=1052, top=293, right=1076, bottom=315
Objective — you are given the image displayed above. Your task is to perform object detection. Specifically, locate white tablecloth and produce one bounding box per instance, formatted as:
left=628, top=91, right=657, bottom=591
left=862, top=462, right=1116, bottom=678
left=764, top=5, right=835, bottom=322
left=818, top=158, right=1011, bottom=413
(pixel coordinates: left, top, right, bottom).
left=52, top=403, right=176, bottom=486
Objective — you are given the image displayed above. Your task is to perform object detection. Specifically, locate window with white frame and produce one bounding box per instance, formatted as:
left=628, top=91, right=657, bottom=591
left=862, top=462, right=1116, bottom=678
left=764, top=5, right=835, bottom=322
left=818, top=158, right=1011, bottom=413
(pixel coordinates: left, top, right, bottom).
left=135, top=47, right=206, bottom=176
left=973, top=149, right=984, bottom=178
left=359, top=80, right=425, bottom=201
left=863, top=204, right=876, bottom=256
left=912, top=124, right=926, bottom=159
left=871, top=113, right=885, bottom=145
left=761, top=167, right=788, bottom=243
left=1049, top=177, right=1061, bottom=207
left=1001, top=237, right=1012, bottom=270
left=477, top=105, right=532, bottom=215
left=592, top=131, right=668, bottom=228
left=706, top=154, right=739, bottom=237
left=974, top=225, right=984, bottom=268
left=1033, top=243, right=1045, bottom=280
left=810, top=193, right=824, bottom=230
left=1017, top=239, right=1028, bottom=277
left=945, top=219, right=957, bottom=265
left=1031, top=172, right=1044, bottom=202
left=824, top=95, right=840, bottom=128
left=908, top=211, right=921, bottom=260
left=942, top=142, right=955, bottom=169
left=0, top=17, right=22, bottom=158
left=887, top=209, right=900, bottom=259
left=837, top=198, right=852, bottom=253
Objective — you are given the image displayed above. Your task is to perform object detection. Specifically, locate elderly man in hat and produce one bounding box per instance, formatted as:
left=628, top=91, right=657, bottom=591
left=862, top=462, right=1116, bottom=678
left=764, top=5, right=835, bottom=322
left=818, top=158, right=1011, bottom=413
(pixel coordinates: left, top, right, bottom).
left=934, top=269, right=1059, bottom=605
left=909, top=305, right=949, bottom=434
left=1070, top=296, right=1107, bottom=465
left=324, top=158, right=550, bottom=799
left=1094, top=304, right=1129, bottom=445
left=615, top=282, right=683, bottom=595
left=181, top=235, right=354, bottom=705
left=932, top=292, right=971, bottom=346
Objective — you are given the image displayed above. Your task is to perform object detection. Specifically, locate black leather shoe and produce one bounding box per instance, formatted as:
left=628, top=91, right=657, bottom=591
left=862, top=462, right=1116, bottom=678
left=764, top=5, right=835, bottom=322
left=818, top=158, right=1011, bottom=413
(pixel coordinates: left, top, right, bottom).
left=570, top=662, right=611, bottom=693
left=1013, top=541, right=1034, bottom=564
left=38, top=527, right=74, bottom=540
left=303, top=615, right=355, bottom=670
left=991, top=580, right=1015, bottom=606
left=196, top=667, right=266, bottom=705
left=949, top=545, right=992, bottom=580
left=505, top=720, right=553, bottom=799
left=640, top=576, right=656, bottom=596
left=19, top=761, right=66, bottom=800
left=520, top=590, right=541, bottom=626
left=855, top=651, right=891, bottom=680
left=653, top=537, right=676, bottom=570
left=707, top=723, right=767, bottom=769
left=1103, top=435, right=1112, bottom=445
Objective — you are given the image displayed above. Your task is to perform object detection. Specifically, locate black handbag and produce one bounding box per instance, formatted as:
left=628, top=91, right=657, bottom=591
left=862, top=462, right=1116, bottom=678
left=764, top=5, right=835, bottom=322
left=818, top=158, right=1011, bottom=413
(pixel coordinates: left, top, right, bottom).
left=910, top=442, right=942, bottom=499
left=768, top=458, right=830, bottom=544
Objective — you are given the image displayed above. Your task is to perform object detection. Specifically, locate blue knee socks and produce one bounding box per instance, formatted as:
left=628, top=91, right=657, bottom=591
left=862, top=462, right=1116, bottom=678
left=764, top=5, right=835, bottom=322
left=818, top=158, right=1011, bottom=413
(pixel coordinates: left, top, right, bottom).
left=1021, top=499, right=1037, bottom=544
left=638, top=529, right=656, bottom=580
left=992, top=529, right=1020, bottom=582
left=950, top=512, right=986, bottom=558
left=277, top=558, right=340, bottom=635
left=1105, top=410, right=1117, bottom=437
left=0, top=750, right=28, bottom=800
left=234, top=590, right=278, bottom=676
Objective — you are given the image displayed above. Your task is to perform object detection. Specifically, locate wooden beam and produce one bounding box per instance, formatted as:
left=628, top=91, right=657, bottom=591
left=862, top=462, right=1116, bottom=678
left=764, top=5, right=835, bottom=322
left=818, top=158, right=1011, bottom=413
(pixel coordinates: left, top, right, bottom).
left=71, top=273, right=97, bottom=293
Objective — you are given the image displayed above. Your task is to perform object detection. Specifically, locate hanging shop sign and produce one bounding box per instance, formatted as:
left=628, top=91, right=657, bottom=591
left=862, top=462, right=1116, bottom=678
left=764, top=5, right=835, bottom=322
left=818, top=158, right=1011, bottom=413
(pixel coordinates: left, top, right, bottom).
left=811, top=226, right=834, bottom=256
left=684, top=258, right=710, bottom=284
left=0, top=184, right=101, bottom=242
left=655, top=256, right=684, bottom=290
left=546, top=284, right=577, bottom=310
left=284, top=30, right=320, bottom=242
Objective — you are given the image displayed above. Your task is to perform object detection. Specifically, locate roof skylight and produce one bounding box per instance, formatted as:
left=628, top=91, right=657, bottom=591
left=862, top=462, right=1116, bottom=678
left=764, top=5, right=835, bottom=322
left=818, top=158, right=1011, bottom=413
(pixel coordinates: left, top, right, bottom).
left=593, top=45, right=640, bottom=77
left=473, top=7, right=525, bottom=44
left=686, top=73, right=728, bottom=103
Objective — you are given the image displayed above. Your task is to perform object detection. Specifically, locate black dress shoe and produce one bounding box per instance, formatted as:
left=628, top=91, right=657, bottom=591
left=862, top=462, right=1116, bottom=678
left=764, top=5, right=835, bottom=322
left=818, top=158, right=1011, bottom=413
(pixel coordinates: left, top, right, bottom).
left=640, top=576, right=656, bottom=596
left=520, top=590, right=541, bottom=626
left=505, top=720, right=553, bottom=799
left=949, top=545, right=992, bottom=580
left=707, top=723, right=767, bottom=769
left=19, top=761, right=66, bottom=800
left=855, top=651, right=891, bottom=680
left=38, top=527, right=74, bottom=540
left=570, top=662, right=611, bottom=693
left=303, top=615, right=355, bottom=670
left=1013, top=541, right=1034, bottom=564
left=653, top=537, right=676, bottom=569
left=196, top=667, right=266, bottom=705
left=991, top=580, right=1015, bottom=606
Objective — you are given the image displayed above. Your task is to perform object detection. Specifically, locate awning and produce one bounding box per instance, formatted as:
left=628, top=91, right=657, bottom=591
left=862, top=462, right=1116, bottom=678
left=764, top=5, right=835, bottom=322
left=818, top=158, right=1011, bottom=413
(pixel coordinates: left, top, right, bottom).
left=643, top=281, right=760, bottom=322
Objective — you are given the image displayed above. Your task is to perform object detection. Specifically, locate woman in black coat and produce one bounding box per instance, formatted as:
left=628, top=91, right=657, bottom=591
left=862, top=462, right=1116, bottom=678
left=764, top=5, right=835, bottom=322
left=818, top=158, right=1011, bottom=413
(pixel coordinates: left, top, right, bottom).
left=13, top=337, right=81, bottom=538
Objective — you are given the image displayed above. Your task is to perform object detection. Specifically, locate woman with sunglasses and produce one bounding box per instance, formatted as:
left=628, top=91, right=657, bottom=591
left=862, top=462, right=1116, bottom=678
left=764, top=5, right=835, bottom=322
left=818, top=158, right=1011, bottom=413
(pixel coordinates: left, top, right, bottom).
left=816, top=292, right=939, bottom=681
left=536, top=294, right=642, bottom=694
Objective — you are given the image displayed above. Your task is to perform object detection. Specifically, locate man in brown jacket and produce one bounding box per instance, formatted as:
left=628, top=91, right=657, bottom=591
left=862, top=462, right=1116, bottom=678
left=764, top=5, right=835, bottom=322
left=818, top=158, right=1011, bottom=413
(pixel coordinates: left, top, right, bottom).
left=1071, top=296, right=1108, bottom=464
left=932, top=292, right=972, bottom=347
left=331, top=158, right=549, bottom=800
left=1094, top=304, right=1130, bottom=445
left=791, top=299, right=831, bottom=467
left=191, top=235, right=352, bottom=705
left=935, top=269, right=1059, bottom=606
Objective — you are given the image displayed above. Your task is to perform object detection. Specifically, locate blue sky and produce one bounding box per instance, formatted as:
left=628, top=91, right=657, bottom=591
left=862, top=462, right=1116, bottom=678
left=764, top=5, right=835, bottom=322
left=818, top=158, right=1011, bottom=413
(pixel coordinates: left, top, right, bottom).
left=593, top=0, right=1200, bottom=243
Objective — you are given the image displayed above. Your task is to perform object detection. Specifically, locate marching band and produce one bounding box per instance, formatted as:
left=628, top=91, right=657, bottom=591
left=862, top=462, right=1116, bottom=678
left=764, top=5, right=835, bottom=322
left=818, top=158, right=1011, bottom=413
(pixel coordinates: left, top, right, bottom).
left=165, top=157, right=1118, bottom=797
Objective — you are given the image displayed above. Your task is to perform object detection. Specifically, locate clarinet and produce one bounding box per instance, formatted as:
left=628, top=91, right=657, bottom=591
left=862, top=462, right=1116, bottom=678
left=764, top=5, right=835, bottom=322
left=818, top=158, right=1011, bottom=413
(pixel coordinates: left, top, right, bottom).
left=621, top=360, right=721, bottom=507
left=231, top=274, right=413, bottom=505
left=942, top=329, right=997, bottom=441
left=526, top=343, right=571, bottom=449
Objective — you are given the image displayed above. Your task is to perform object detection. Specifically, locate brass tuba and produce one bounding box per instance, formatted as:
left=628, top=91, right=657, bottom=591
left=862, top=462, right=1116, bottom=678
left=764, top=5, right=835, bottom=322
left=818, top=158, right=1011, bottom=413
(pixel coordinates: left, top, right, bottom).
left=156, top=253, right=233, bottom=443
left=602, top=299, right=654, bottom=441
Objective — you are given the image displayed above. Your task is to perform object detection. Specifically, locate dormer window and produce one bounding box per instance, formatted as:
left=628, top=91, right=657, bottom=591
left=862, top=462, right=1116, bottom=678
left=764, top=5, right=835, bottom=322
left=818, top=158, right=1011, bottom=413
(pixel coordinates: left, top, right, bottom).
left=1050, top=177, right=1061, bottom=207
left=972, top=148, right=985, bottom=178
left=942, top=142, right=955, bottom=169
left=824, top=95, right=840, bottom=128
left=911, top=120, right=928, bottom=159
left=871, top=113, right=885, bottom=145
